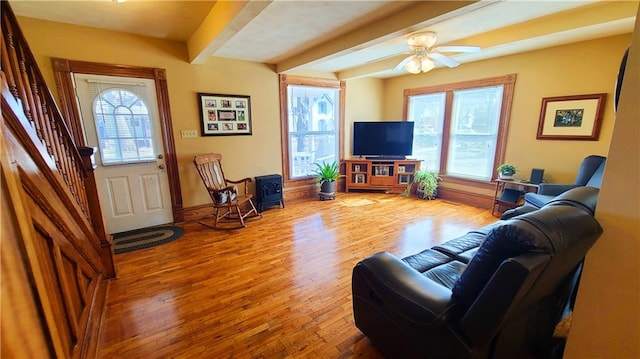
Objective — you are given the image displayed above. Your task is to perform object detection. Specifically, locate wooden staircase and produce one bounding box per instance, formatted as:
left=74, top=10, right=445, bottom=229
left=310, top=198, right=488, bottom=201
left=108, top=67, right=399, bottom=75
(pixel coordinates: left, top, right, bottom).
left=2, top=2, right=116, bottom=358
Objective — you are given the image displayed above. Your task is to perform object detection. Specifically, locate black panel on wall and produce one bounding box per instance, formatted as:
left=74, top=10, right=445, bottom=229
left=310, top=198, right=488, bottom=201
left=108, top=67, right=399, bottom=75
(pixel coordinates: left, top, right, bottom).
left=615, top=47, right=630, bottom=112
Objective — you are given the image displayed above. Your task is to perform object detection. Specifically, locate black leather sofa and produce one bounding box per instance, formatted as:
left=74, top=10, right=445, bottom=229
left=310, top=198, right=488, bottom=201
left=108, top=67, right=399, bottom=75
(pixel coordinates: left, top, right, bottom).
left=352, top=187, right=602, bottom=359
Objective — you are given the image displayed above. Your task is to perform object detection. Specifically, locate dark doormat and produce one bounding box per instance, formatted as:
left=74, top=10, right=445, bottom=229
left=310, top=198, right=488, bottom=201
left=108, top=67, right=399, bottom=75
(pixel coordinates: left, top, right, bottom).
left=112, top=225, right=184, bottom=254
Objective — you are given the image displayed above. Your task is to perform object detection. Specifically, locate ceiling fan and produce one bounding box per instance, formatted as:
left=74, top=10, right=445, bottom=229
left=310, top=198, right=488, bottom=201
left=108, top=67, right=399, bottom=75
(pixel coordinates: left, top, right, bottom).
left=395, top=31, right=481, bottom=74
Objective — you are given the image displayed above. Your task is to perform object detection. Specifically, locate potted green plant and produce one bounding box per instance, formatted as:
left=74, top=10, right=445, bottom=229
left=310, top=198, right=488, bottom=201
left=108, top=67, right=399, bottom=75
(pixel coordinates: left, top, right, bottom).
left=312, top=161, right=342, bottom=198
left=412, top=169, right=440, bottom=200
left=497, top=163, right=517, bottom=180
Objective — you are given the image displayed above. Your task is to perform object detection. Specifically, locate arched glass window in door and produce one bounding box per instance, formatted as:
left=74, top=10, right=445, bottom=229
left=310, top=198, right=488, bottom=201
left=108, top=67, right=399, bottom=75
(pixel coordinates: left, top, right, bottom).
left=93, top=88, right=155, bottom=164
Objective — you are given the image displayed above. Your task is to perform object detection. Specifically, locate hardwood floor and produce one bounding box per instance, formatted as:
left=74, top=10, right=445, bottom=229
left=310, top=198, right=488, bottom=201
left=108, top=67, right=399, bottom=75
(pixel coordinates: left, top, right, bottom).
left=98, top=193, right=496, bottom=358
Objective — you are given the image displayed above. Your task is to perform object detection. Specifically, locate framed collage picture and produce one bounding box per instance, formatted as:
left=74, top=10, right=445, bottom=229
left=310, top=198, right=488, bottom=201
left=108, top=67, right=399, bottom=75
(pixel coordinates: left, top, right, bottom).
left=198, top=93, right=252, bottom=136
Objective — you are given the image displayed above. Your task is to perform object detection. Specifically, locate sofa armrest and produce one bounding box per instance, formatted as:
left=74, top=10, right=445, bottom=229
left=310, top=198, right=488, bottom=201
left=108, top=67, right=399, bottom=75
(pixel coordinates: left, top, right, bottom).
left=537, top=183, right=579, bottom=196
left=353, top=252, right=455, bottom=325
left=459, top=252, right=550, bottom=348
left=501, top=205, right=538, bottom=220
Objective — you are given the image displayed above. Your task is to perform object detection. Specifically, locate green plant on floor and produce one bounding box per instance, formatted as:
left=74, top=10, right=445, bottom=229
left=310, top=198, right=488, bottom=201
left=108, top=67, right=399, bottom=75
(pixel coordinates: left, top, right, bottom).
left=412, top=169, right=441, bottom=200
left=312, top=161, right=343, bottom=195
left=312, top=161, right=342, bottom=184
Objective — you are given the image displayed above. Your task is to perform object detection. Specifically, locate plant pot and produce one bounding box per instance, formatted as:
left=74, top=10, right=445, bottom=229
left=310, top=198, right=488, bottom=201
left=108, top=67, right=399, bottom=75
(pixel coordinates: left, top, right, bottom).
left=499, top=174, right=514, bottom=180
left=320, top=181, right=335, bottom=194
left=416, top=187, right=437, bottom=200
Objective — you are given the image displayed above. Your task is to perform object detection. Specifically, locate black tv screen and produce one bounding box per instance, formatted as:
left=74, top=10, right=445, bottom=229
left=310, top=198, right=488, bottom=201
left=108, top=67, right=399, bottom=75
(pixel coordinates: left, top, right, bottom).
left=353, top=121, right=414, bottom=159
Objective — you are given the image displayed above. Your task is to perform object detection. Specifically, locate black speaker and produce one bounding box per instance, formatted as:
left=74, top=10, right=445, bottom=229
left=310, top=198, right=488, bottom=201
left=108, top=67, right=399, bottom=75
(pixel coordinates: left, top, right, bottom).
left=530, top=168, right=545, bottom=185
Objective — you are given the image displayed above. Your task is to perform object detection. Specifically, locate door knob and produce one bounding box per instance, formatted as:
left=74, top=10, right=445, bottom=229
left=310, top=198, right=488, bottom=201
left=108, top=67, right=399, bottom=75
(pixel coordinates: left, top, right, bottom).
left=158, top=154, right=164, bottom=159
left=158, top=164, right=166, bottom=169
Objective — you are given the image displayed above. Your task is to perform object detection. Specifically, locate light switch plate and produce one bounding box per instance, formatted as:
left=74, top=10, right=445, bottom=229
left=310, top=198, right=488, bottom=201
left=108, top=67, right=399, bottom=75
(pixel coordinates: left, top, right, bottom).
left=181, top=130, right=198, bottom=138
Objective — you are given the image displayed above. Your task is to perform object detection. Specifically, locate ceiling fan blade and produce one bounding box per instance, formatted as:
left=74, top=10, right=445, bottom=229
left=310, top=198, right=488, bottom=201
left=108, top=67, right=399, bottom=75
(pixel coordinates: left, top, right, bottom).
left=393, top=55, right=415, bottom=71
left=366, top=52, right=411, bottom=64
left=429, top=52, right=460, bottom=68
left=434, top=45, right=481, bottom=53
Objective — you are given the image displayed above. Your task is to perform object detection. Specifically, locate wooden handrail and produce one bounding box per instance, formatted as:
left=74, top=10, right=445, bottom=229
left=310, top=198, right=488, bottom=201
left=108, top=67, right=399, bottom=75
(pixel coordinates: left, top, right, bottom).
left=1, top=1, right=115, bottom=278
left=1, top=3, right=90, bottom=217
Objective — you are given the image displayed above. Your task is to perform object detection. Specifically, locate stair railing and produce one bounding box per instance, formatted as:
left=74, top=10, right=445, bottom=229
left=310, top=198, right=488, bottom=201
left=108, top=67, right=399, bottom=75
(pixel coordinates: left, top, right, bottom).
left=1, top=1, right=115, bottom=278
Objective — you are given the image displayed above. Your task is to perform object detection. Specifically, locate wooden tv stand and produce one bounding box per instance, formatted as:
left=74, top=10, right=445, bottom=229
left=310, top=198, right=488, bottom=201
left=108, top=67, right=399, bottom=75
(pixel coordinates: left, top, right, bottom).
left=345, top=158, right=421, bottom=193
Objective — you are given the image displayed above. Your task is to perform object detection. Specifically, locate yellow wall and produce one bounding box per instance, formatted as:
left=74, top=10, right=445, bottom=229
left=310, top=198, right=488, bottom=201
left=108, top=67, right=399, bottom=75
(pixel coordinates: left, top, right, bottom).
left=384, top=35, right=631, bottom=194
left=17, top=16, right=284, bottom=207
left=565, top=8, right=640, bottom=357
left=171, top=56, right=283, bottom=204
left=16, top=16, right=631, bottom=207
left=343, top=77, right=386, bottom=156
left=16, top=16, right=385, bottom=208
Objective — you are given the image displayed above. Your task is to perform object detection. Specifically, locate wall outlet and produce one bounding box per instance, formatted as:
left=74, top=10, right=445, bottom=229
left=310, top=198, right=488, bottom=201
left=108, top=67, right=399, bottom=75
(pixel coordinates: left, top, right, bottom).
left=180, top=129, right=198, bottom=138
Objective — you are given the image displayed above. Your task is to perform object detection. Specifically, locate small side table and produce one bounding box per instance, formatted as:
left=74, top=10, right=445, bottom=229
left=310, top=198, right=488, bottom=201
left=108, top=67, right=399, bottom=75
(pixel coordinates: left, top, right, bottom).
left=492, top=179, right=539, bottom=216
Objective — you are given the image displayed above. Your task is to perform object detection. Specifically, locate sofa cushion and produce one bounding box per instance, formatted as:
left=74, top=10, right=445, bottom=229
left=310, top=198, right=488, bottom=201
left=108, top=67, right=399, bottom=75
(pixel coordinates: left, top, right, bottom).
left=524, top=192, right=554, bottom=209
left=433, top=231, right=485, bottom=261
left=422, top=261, right=467, bottom=290
left=432, top=221, right=501, bottom=262
left=402, top=248, right=453, bottom=273
left=457, top=248, right=479, bottom=263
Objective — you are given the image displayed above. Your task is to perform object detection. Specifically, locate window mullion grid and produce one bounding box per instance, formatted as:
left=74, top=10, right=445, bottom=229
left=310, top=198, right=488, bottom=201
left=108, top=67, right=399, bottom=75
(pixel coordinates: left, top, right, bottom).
left=492, top=84, right=514, bottom=176
left=440, top=91, right=454, bottom=175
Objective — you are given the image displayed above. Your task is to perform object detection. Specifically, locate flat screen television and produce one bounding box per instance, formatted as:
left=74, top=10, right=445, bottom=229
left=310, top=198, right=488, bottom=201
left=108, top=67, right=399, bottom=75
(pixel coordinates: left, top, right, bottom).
left=353, top=121, right=414, bottom=159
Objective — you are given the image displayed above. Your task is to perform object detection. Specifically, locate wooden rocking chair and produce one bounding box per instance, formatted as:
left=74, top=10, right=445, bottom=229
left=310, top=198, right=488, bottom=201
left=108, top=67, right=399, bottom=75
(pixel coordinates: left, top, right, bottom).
left=194, top=153, right=260, bottom=228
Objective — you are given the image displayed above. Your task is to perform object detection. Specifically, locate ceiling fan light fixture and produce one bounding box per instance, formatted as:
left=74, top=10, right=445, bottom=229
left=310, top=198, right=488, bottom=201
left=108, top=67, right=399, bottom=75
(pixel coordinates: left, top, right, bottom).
left=404, top=56, right=434, bottom=74
left=399, top=31, right=476, bottom=74
left=407, top=31, right=437, bottom=48
left=404, top=57, right=422, bottom=74
left=421, top=57, right=435, bottom=73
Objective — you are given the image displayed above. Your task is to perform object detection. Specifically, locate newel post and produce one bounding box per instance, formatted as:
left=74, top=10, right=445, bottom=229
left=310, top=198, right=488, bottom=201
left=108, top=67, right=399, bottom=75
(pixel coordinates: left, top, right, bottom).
left=78, top=146, right=117, bottom=279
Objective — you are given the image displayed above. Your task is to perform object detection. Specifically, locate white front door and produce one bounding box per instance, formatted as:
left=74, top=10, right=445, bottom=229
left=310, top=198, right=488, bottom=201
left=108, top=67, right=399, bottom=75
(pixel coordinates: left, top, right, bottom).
left=74, top=74, right=173, bottom=234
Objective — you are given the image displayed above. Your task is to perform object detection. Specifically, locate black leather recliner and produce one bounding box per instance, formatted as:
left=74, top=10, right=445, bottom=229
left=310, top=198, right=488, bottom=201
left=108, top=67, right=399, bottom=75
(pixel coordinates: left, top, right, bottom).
left=352, top=187, right=602, bottom=359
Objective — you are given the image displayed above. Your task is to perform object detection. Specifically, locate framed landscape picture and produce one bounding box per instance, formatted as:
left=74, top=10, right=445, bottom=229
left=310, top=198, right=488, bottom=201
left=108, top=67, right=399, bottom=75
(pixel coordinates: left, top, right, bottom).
left=198, top=93, right=252, bottom=136
left=536, top=93, right=606, bottom=140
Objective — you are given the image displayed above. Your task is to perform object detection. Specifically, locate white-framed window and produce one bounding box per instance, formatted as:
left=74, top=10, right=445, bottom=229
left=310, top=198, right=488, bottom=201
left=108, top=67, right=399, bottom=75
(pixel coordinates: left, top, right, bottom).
left=405, top=74, right=516, bottom=182
left=279, top=75, right=345, bottom=181
left=408, top=92, right=445, bottom=172
left=93, top=88, right=155, bottom=164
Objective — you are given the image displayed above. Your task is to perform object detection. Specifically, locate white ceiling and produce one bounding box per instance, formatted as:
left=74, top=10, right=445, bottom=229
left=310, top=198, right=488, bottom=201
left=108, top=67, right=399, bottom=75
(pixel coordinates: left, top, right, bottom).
left=10, top=0, right=638, bottom=79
